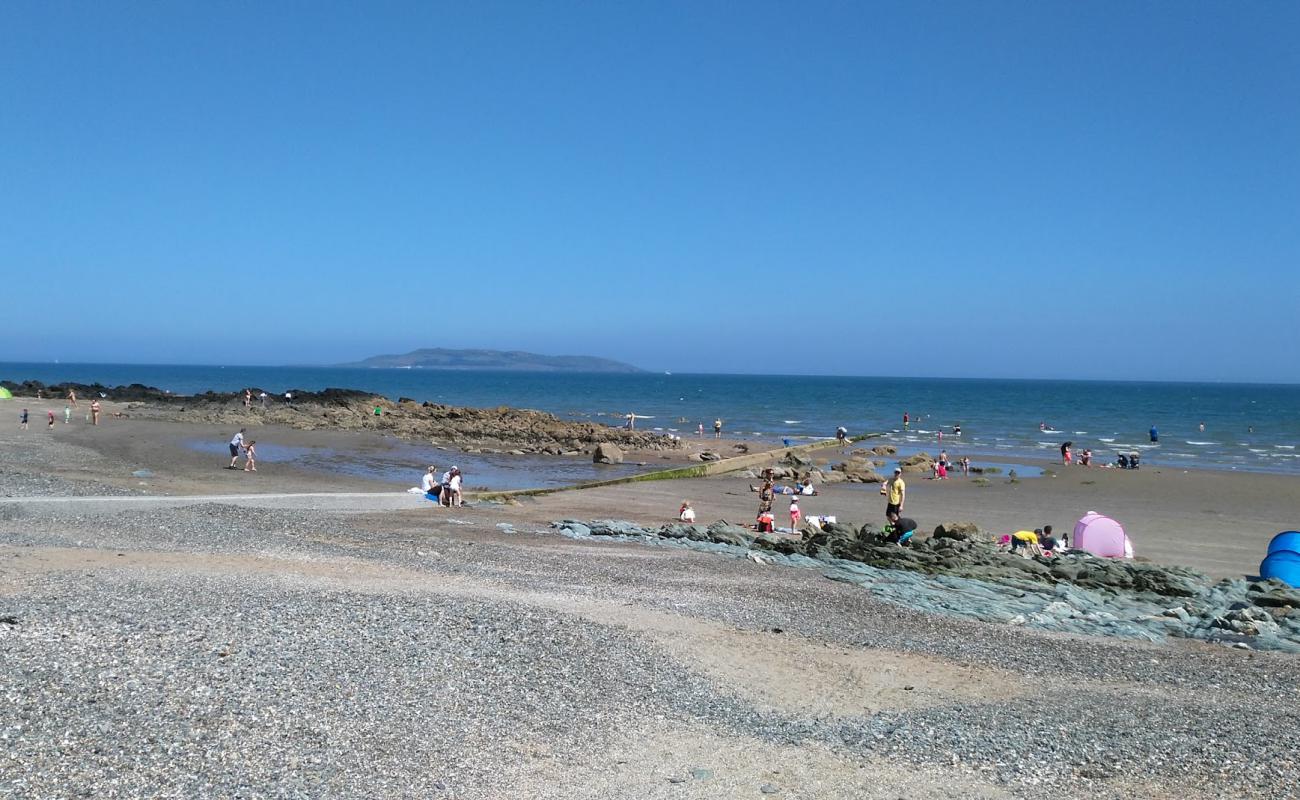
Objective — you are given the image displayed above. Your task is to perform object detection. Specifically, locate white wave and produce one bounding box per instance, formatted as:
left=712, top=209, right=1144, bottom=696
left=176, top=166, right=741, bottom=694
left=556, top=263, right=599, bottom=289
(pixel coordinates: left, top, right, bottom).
left=1073, top=431, right=1087, bottom=435
left=1099, top=438, right=1116, bottom=443
left=782, top=420, right=802, bottom=424
left=1276, top=445, right=1296, bottom=449
left=1185, top=441, right=1215, bottom=446
left=1249, top=448, right=1269, bottom=454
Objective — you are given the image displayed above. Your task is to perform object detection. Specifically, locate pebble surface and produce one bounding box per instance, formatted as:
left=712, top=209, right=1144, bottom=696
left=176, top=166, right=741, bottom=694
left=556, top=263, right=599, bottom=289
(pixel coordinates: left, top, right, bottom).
left=3, top=476, right=1299, bottom=797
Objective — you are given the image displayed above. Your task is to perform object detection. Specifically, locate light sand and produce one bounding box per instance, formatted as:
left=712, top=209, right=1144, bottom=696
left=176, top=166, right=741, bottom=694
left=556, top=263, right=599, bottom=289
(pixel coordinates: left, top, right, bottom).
left=3, top=405, right=1296, bottom=578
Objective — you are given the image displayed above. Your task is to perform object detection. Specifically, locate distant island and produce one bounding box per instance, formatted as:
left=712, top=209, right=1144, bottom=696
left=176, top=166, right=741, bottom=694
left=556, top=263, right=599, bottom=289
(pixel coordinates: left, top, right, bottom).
left=338, top=348, right=644, bottom=373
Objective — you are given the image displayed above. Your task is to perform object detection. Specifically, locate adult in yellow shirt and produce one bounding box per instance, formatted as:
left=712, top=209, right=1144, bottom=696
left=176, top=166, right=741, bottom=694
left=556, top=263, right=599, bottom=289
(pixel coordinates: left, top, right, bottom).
left=1010, top=529, right=1044, bottom=557
left=882, top=468, right=906, bottom=525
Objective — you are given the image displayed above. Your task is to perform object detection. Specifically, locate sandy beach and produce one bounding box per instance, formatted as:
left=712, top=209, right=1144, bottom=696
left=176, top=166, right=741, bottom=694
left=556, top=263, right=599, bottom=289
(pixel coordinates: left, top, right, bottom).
left=3, top=401, right=1299, bottom=798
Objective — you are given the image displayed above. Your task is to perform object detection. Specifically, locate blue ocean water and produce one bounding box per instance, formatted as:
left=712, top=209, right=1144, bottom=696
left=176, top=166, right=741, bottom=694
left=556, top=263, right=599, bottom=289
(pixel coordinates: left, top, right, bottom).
left=4, top=362, right=1299, bottom=475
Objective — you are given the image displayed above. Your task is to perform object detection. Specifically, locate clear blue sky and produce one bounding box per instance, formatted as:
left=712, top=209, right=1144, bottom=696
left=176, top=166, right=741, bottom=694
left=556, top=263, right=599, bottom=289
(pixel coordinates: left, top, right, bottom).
left=2, top=2, right=1297, bottom=381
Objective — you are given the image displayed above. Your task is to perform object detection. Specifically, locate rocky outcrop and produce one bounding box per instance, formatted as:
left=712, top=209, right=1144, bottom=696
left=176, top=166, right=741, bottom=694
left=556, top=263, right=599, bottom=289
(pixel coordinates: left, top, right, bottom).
left=550, top=518, right=1300, bottom=652
left=0, top=380, right=683, bottom=455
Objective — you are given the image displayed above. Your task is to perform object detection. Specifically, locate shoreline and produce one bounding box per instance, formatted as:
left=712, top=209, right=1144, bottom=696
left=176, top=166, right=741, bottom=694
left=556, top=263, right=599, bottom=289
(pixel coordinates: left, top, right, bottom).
left=3, top=402, right=1295, bottom=580
left=5, top=373, right=1299, bottom=478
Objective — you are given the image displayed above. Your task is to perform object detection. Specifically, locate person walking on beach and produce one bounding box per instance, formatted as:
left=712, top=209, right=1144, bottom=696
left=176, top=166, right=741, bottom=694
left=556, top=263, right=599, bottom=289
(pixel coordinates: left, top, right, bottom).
left=713, top=418, right=722, bottom=439
left=228, top=428, right=246, bottom=469
left=20, top=408, right=28, bottom=430
left=882, top=468, right=906, bottom=526
left=90, top=399, right=101, bottom=426
left=243, top=440, right=257, bottom=471
left=67, top=388, right=77, bottom=408
left=960, top=455, right=970, bottom=477
left=47, top=410, right=55, bottom=430
left=697, top=422, right=704, bottom=437
left=1061, top=441, right=1072, bottom=465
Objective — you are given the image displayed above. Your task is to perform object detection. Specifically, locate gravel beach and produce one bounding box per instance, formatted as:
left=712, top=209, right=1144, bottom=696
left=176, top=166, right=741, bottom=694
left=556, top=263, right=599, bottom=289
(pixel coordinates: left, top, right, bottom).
left=3, top=413, right=1299, bottom=798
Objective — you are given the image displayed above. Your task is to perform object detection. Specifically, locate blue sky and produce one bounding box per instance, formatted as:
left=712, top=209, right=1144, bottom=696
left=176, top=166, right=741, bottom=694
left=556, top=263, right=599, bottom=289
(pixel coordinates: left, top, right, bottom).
left=1, top=2, right=1297, bottom=381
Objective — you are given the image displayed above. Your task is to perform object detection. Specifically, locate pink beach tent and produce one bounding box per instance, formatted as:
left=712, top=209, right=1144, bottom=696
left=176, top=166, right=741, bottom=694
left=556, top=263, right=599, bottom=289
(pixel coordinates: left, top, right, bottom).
left=1073, top=511, right=1134, bottom=559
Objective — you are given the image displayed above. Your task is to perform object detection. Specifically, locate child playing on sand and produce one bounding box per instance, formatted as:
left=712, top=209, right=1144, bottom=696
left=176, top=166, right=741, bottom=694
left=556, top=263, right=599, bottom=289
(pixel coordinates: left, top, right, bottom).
left=47, top=410, right=55, bottom=429
left=448, top=468, right=463, bottom=507
left=20, top=408, right=28, bottom=430
left=679, top=501, right=695, bottom=523
left=243, top=440, right=257, bottom=471
left=789, top=498, right=801, bottom=529
left=63, top=405, right=71, bottom=424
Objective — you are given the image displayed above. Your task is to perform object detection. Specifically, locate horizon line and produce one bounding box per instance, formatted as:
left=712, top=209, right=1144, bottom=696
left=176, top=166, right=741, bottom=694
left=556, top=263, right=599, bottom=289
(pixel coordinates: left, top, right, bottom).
left=1, top=359, right=1297, bottom=387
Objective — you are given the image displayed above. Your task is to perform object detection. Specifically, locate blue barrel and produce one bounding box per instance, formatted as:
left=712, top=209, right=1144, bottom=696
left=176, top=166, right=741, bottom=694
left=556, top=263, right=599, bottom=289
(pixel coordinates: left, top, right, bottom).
left=1267, top=531, right=1300, bottom=555
left=1260, top=549, right=1300, bottom=588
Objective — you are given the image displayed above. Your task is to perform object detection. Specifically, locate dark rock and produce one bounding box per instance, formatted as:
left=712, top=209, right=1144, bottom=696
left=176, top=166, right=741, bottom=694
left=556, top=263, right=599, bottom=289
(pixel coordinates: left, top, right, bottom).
left=699, top=451, right=722, bottom=462
left=933, top=522, right=979, bottom=541
left=1251, top=590, right=1300, bottom=609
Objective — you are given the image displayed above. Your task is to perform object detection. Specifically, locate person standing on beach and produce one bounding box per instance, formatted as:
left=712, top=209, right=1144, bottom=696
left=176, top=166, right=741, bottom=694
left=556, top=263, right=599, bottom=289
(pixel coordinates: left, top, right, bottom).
left=228, top=428, right=246, bottom=469
left=757, top=478, right=775, bottom=518
left=244, top=388, right=252, bottom=409
left=90, top=399, right=101, bottom=426
left=67, top=388, right=77, bottom=408
left=20, top=408, right=28, bottom=430
left=1061, top=441, right=1072, bottom=465
left=903, top=412, right=909, bottom=429
left=882, top=468, right=906, bottom=525
left=47, top=410, right=55, bottom=430
left=63, top=405, right=71, bottom=424
left=713, top=418, right=722, bottom=439
left=1149, top=424, right=1158, bottom=443
left=243, top=440, right=257, bottom=471
left=448, top=468, right=463, bottom=507
left=697, top=422, right=704, bottom=437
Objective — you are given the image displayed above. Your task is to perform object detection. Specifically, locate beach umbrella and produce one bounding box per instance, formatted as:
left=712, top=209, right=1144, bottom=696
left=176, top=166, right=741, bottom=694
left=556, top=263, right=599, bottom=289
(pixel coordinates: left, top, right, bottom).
left=0, top=386, right=12, bottom=399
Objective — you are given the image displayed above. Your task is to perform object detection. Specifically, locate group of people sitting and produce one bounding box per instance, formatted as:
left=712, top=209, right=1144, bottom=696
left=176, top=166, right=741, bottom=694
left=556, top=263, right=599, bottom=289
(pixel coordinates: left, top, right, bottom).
left=420, top=465, right=464, bottom=507
left=998, top=525, right=1068, bottom=557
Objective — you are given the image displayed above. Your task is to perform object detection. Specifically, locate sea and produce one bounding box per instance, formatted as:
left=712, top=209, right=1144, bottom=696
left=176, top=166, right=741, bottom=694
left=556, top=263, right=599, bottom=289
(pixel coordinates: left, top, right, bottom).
left=4, top=362, right=1300, bottom=477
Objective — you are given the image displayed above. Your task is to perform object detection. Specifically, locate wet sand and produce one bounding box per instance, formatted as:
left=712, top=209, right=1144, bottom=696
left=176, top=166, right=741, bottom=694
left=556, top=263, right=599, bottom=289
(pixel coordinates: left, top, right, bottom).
left=3, top=399, right=1296, bottom=578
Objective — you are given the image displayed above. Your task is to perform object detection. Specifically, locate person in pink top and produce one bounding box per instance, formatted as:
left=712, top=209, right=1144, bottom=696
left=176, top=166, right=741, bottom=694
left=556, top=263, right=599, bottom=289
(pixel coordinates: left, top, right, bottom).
left=789, top=498, right=802, bottom=529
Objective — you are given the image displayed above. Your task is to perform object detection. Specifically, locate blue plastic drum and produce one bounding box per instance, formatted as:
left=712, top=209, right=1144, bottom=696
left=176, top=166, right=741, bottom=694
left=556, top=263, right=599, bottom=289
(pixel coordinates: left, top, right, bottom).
left=1267, top=531, right=1300, bottom=555
left=1260, top=549, right=1300, bottom=588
